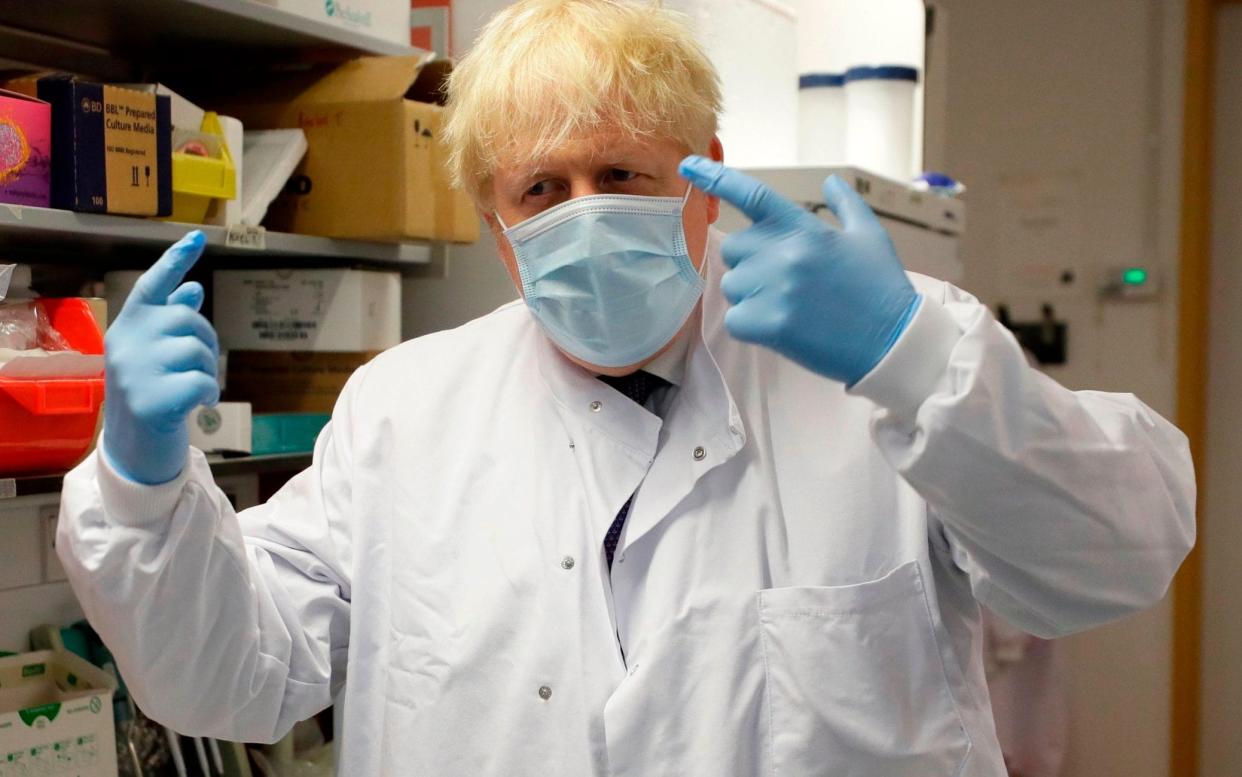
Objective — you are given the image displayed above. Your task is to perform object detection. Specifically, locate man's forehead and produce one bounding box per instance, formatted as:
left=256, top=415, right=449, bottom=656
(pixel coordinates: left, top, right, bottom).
left=498, top=129, right=676, bottom=177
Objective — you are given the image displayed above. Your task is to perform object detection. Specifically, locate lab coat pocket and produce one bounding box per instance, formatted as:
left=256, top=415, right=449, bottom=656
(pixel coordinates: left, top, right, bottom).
left=758, top=560, right=970, bottom=777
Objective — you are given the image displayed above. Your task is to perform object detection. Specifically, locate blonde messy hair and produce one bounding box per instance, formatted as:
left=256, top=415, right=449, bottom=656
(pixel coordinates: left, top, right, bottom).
left=442, top=0, right=723, bottom=204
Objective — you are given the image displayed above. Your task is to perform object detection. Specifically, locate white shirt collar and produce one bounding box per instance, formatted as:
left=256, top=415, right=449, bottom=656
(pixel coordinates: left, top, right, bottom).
left=639, top=323, right=692, bottom=387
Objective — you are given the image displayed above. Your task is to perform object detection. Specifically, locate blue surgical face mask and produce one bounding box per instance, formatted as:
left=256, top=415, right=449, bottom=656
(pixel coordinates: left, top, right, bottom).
left=497, top=185, right=707, bottom=368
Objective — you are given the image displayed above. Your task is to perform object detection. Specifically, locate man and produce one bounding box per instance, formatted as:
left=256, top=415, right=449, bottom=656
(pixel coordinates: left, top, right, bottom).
left=59, top=1, right=1195, bottom=775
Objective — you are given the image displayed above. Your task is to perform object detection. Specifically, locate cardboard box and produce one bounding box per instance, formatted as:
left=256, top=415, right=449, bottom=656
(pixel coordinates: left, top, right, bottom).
left=254, top=0, right=411, bottom=47
left=222, top=56, right=478, bottom=243
left=213, top=268, right=401, bottom=352
left=0, top=89, right=51, bottom=207
left=36, top=75, right=172, bottom=216
left=224, top=350, right=378, bottom=413
left=0, top=649, right=118, bottom=776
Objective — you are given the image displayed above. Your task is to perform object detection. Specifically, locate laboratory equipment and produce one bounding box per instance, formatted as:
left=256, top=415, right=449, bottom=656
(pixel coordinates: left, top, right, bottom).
left=797, top=73, right=847, bottom=165
left=845, top=65, right=920, bottom=182
left=716, top=165, right=965, bottom=284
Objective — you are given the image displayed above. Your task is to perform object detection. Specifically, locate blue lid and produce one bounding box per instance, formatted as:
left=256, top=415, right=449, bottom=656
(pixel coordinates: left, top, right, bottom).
left=799, top=73, right=845, bottom=89
left=845, top=65, right=920, bottom=84
left=916, top=172, right=959, bottom=188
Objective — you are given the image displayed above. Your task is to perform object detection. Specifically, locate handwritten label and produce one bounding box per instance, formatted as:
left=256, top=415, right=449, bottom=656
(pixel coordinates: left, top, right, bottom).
left=226, top=224, right=266, bottom=251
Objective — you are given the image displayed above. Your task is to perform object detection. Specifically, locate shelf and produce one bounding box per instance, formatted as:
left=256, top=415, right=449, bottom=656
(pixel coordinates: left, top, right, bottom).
left=0, top=0, right=418, bottom=76
left=206, top=451, right=313, bottom=478
left=0, top=452, right=313, bottom=501
left=0, top=205, right=439, bottom=272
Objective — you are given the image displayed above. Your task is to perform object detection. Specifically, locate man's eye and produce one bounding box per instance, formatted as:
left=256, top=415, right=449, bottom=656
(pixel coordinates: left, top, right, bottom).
left=608, top=169, right=638, bottom=183
left=527, top=181, right=552, bottom=196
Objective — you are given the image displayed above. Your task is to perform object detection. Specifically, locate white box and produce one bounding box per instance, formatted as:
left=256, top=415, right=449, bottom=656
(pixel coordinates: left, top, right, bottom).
left=0, top=650, right=118, bottom=777
left=189, top=402, right=253, bottom=455
left=118, top=83, right=205, bottom=131
left=254, top=0, right=410, bottom=47
left=213, top=269, right=401, bottom=352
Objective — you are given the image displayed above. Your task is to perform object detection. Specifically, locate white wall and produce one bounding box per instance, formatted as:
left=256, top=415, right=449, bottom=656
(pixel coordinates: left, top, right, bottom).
left=1201, top=7, right=1242, bottom=775
left=936, top=1, right=1187, bottom=776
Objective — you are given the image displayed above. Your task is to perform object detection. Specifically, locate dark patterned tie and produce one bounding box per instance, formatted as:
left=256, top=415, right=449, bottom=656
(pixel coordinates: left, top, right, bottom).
left=598, top=370, right=670, bottom=568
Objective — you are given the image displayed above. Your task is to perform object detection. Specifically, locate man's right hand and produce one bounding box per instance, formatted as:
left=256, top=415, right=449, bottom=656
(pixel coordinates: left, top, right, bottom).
left=102, top=230, right=220, bottom=485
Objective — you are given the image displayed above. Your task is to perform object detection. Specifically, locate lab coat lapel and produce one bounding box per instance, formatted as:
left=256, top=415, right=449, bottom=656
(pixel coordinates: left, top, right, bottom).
left=617, top=311, right=748, bottom=559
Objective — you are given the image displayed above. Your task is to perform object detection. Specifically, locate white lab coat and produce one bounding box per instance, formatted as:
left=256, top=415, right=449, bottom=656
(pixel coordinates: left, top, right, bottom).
left=58, top=231, right=1195, bottom=777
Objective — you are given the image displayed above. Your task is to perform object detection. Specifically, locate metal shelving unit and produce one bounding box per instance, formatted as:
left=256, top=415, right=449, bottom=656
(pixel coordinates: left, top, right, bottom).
left=0, top=205, right=437, bottom=272
left=0, top=1, right=445, bottom=492
left=0, top=453, right=314, bottom=501
left=0, top=0, right=418, bottom=78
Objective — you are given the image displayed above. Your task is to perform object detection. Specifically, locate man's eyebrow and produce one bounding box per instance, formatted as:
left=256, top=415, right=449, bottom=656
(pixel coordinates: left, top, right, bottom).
left=508, top=169, right=552, bottom=190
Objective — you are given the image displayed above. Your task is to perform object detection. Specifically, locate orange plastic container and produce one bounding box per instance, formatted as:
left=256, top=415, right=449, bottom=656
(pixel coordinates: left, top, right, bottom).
left=0, top=298, right=106, bottom=476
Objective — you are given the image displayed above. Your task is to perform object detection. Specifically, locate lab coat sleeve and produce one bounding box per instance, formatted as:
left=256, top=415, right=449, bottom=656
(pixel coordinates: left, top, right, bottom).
left=847, top=280, right=1196, bottom=638
left=56, top=365, right=367, bottom=743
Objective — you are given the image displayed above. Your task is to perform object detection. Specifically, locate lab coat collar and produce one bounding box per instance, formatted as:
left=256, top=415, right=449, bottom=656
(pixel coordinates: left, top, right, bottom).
left=536, top=325, right=664, bottom=463
left=639, top=326, right=691, bottom=387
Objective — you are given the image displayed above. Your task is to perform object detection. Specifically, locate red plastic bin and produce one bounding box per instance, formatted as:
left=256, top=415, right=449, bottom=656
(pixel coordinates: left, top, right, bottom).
left=0, top=298, right=106, bottom=476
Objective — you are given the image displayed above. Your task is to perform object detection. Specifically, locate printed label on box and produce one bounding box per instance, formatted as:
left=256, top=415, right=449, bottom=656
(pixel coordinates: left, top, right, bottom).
left=246, top=277, right=327, bottom=344
left=101, top=86, right=159, bottom=215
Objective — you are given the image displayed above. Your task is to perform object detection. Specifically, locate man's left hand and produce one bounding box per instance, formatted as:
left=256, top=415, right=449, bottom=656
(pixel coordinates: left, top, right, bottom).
left=679, top=156, right=921, bottom=386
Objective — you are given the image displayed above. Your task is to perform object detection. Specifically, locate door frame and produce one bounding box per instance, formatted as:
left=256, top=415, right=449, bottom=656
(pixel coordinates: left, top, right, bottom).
left=1170, top=0, right=1236, bottom=774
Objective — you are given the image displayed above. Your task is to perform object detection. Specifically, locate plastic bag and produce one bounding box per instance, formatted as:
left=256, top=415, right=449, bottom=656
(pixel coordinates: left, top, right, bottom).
left=0, top=301, right=70, bottom=353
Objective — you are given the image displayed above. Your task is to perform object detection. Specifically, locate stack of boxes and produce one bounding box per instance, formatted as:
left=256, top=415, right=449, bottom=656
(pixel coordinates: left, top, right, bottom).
left=0, top=54, right=478, bottom=243
left=214, top=268, right=402, bottom=454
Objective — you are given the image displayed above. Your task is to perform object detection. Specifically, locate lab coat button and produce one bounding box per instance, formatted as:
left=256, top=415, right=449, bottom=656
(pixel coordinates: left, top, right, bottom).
left=590, top=400, right=603, bottom=412
left=538, top=685, right=553, bottom=700
left=560, top=555, right=575, bottom=570
left=693, top=446, right=706, bottom=461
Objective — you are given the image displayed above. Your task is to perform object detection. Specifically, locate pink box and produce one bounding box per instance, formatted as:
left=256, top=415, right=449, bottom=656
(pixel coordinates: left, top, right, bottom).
left=0, top=89, right=51, bottom=207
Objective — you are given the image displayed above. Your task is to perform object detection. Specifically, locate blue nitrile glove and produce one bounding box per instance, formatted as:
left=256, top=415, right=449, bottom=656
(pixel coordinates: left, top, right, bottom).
left=102, top=230, right=220, bottom=485
left=679, top=156, right=921, bottom=386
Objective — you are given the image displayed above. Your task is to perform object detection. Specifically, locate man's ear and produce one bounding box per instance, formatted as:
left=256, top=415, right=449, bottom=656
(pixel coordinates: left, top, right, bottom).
left=706, top=135, right=724, bottom=224
left=480, top=207, right=507, bottom=238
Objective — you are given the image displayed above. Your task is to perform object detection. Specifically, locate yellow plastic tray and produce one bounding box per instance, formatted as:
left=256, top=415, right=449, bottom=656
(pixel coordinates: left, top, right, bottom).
left=165, top=111, right=237, bottom=224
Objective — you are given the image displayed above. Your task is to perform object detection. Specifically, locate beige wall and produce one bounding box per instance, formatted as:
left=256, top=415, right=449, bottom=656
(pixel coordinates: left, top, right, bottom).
left=1201, top=7, right=1242, bottom=775
left=937, top=1, right=1187, bottom=776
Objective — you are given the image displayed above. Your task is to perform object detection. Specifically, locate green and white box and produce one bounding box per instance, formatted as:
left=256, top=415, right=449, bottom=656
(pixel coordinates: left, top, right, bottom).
left=0, top=650, right=118, bottom=776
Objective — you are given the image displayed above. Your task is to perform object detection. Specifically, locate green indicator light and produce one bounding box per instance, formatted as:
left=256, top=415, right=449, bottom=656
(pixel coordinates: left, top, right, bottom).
left=1123, top=268, right=1148, bottom=285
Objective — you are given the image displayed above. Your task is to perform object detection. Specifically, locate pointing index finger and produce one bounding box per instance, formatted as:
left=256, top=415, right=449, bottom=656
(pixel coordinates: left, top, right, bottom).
left=131, top=230, right=207, bottom=306
left=678, top=156, right=804, bottom=226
